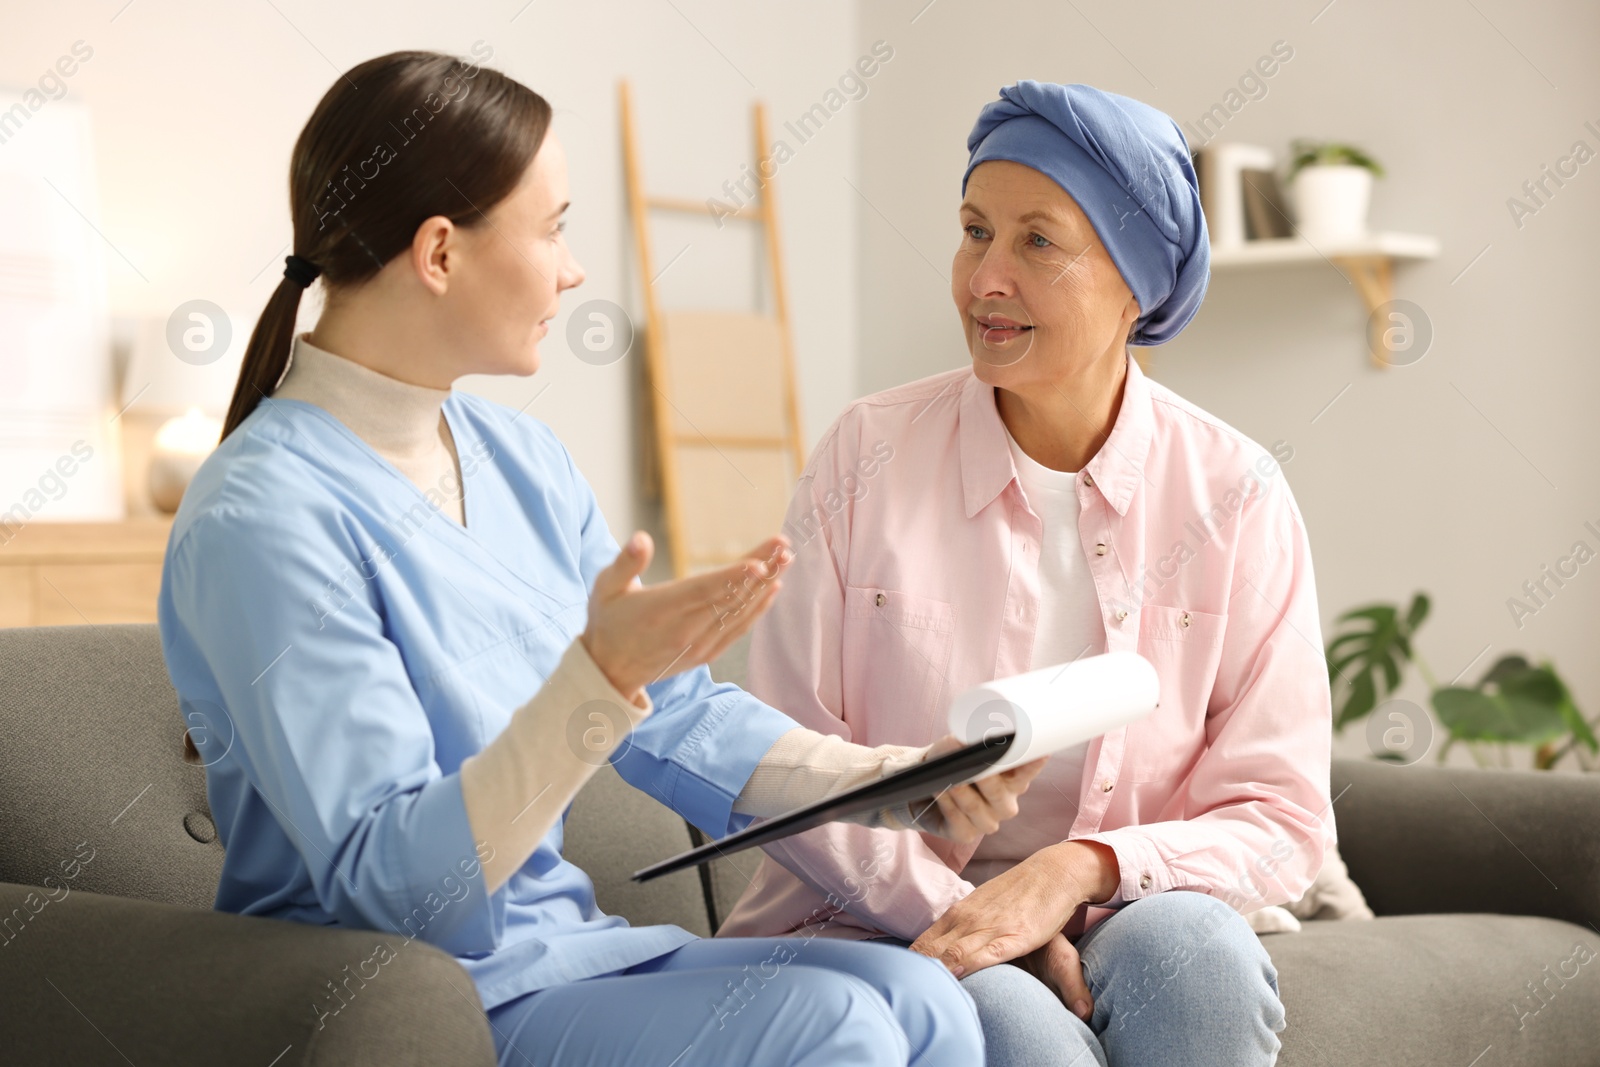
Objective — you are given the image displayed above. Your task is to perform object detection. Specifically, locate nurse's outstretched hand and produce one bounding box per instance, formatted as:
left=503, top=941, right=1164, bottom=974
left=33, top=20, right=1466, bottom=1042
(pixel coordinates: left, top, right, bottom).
left=580, top=531, right=793, bottom=706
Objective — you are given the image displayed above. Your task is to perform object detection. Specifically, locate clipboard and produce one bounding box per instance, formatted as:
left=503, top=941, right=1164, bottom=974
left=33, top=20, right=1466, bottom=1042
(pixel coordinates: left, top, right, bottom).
left=631, top=731, right=1016, bottom=883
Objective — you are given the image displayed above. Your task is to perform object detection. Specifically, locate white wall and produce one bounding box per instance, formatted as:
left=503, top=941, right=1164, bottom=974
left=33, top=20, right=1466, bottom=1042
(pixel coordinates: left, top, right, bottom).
left=1, top=0, right=865, bottom=546
left=7, top=0, right=1597, bottom=767
left=855, top=0, right=1600, bottom=767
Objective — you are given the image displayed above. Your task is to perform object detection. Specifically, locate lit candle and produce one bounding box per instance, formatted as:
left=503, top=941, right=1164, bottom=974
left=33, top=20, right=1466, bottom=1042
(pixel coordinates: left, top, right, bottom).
left=149, top=406, right=223, bottom=513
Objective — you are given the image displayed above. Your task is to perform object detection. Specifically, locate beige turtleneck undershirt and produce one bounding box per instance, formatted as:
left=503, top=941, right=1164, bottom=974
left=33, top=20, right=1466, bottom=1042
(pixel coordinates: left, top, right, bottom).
left=271, top=333, right=938, bottom=896
left=274, top=332, right=467, bottom=526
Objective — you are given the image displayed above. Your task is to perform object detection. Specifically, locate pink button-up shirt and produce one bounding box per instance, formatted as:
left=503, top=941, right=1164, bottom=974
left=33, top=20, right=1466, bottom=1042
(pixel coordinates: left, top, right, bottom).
left=717, top=351, right=1335, bottom=943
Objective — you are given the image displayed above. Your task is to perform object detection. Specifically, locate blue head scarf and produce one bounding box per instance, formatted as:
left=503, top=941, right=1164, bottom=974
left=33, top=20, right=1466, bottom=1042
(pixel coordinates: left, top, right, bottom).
left=963, top=81, right=1209, bottom=346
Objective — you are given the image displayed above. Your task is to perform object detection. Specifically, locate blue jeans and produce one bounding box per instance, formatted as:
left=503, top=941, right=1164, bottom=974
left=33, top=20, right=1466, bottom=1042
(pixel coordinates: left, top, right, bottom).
left=879, top=890, right=1284, bottom=1067
left=486, top=936, right=984, bottom=1066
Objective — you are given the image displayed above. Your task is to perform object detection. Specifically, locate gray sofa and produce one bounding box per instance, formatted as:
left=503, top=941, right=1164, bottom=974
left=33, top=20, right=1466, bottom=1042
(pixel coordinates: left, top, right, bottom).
left=1, top=624, right=1596, bottom=1066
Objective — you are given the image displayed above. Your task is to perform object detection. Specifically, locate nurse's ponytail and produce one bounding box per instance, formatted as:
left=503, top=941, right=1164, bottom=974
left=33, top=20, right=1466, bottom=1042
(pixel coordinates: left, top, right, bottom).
left=221, top=48, right=551, bottom=440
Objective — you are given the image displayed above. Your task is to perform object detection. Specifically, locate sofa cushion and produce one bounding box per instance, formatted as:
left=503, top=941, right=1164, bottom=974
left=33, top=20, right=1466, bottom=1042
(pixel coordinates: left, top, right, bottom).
left=0, top=622, right=716, bottom=937
left=562, top=763, right=713, bottom=937
left=0, top=881, right=495, bottom=1066
left=0, top=625, right=223, bottom=908
left=1269, top=912, right=1600, bottom=1066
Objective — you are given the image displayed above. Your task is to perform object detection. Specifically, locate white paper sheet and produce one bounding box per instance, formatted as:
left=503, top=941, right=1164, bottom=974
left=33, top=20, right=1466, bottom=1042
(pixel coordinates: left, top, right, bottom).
left=947, top=651, right=1160, bottom=771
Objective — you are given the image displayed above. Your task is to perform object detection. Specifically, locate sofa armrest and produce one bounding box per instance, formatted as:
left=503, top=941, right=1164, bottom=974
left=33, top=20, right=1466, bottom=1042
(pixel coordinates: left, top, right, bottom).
left=1331, top=757, right=1600, bottom=931
left=0, top=883, right=496, bottom=1067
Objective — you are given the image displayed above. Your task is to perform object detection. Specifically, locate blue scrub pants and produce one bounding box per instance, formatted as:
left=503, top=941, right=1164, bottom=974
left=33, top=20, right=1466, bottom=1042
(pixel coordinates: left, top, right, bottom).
left=487, top=935, right=984, bottom=1066
left=882, top=890, right=1286, bottom=1066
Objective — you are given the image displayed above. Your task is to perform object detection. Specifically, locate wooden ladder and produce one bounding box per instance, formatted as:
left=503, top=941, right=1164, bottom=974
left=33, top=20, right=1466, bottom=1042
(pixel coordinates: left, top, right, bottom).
left=619, top=80, right=806, bottom=578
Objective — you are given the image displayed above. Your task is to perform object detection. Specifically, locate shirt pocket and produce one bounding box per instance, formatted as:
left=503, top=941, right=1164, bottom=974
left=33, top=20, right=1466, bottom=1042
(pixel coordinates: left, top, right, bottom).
left=841, top=586, right=956, bottom=740
left=1122, top=604, right=1228, bottom=783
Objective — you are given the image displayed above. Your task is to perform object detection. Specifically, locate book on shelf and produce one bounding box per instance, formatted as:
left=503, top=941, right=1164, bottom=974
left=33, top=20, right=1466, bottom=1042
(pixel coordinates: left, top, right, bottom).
left=1241, top=168, right=1295, bottom=240
left=1193, top=143, right=1289, bottom=248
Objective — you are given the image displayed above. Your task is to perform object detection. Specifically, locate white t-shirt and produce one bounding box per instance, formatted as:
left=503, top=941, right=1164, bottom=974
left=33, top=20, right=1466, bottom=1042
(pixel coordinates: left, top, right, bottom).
left=963, top=424, right=1105, bottom=886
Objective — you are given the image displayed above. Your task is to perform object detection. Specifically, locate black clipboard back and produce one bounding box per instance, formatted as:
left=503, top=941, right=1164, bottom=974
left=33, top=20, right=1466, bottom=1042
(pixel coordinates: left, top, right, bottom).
left=631, top=731, right=1015, bottom=883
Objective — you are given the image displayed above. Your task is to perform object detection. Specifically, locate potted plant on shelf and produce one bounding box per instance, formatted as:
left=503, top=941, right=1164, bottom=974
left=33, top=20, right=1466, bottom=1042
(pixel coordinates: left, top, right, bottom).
left=1324, top=592, right=1598, bottom=771
left=1285, top=139, right=1386, bottom=244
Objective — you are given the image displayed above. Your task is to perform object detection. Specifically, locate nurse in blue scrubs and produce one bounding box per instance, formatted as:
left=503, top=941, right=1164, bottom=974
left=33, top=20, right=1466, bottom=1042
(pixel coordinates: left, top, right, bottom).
left=157, top=49, right=1041, bottom=1067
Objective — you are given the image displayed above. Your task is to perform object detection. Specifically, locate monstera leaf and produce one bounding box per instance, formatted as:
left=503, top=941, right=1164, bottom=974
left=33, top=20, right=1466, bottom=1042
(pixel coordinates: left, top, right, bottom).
left=1433, top=655, right=1597, bottom=756
left=1324, top=593, right=1429, bottom=730
left=1326, top=591, right=1592, bottom=769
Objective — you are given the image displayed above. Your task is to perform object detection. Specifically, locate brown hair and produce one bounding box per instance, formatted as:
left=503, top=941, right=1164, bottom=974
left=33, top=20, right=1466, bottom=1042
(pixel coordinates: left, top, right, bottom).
left=220, top=48, right=552, bottom=440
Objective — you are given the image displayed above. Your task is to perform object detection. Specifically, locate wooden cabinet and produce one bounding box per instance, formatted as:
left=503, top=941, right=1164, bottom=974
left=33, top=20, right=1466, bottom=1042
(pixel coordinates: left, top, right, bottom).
left=0, top=519, right=173, bottom=627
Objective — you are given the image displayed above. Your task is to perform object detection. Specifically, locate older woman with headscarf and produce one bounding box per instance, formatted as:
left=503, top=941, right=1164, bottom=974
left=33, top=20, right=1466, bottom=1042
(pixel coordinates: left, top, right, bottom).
left=716, top=81, right=1334, bottom=1066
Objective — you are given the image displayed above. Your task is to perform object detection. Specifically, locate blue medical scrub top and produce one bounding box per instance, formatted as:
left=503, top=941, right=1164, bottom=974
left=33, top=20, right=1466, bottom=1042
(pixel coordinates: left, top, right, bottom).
left=157, top=392, right=797, bottom=1013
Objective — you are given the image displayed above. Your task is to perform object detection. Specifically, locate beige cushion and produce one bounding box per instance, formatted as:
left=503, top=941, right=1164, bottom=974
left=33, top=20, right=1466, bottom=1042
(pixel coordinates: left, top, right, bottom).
left=1249, top=839, right=1376, bottom=934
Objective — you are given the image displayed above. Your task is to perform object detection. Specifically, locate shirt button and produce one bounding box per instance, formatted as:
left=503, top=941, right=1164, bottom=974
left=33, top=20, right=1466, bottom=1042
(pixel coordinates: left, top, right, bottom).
left=1083, top=473, right=1095, bottom=488
left=1139, top=873, right=1152, bottom=889
left=1101, top=779, right=1113, bottom=792
left=1115, top=609, right=1129, bottom=621
left=1180, top=611, right=1191, bottom=627
left=1095, top=543, right=1107, bottom=555
left=875, top=593, right=886, bottom=607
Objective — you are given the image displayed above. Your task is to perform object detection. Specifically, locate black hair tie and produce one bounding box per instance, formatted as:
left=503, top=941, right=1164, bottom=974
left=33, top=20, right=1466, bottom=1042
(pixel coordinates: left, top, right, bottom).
left=283, top=254, right=323, bottom=289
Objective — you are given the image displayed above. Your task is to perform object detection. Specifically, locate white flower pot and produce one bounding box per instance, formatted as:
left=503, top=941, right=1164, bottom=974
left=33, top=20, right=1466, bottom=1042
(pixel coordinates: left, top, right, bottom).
left=1291, top=164, right=1373, bottom=243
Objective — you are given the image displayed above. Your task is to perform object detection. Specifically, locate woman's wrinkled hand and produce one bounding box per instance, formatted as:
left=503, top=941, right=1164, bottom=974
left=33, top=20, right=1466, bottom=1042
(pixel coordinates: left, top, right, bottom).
left=581, top=531, right=791, bottom=705
left=1015, top=932, right=1097, bottom=1023
left=917, top=735, right=1048, bottom=841
left=909, top=840, right=1112, bottom=1000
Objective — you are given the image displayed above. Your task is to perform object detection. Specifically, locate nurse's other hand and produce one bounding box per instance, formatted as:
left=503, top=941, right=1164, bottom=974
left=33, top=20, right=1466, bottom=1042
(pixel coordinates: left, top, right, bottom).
left=920, top=734, right=1048, bottom=841
left=581, top=531, right=792, bottom=704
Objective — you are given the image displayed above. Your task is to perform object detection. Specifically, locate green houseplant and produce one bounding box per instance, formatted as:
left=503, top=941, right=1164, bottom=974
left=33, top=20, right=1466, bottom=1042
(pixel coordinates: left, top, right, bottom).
left=1285, top=139, right=1387, bottom=182
left=1324, top=592, right=1598, bottom=770
left=1284, top=139, right=1386, bottom=243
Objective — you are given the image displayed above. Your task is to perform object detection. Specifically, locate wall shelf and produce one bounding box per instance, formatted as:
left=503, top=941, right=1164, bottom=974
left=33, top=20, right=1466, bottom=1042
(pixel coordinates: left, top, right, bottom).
left=1210, top=232, right=1441, bottom=367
